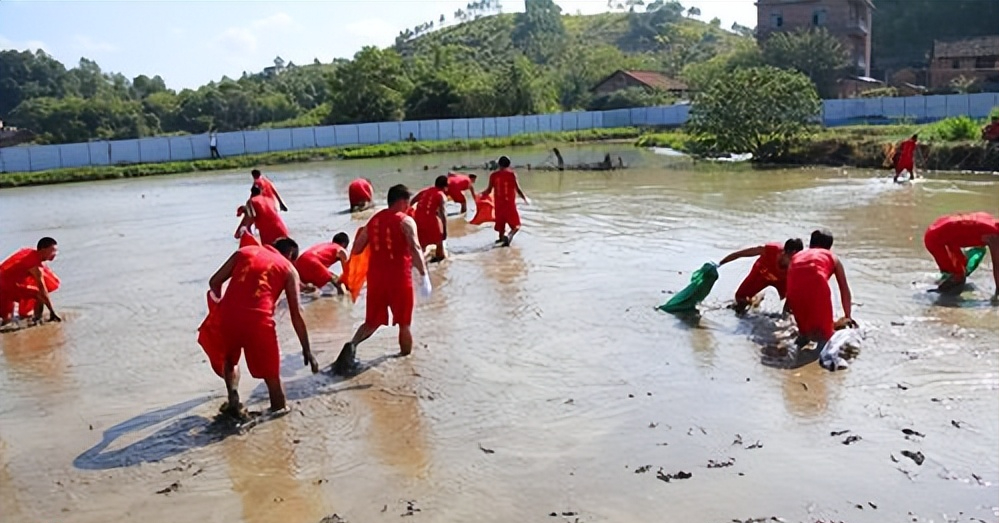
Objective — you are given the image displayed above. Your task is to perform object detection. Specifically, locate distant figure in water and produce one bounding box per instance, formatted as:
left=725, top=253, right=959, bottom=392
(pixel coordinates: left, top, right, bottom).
left=481, top=156, right=529, bottom=247
left=240, top=185, right=290, bottom=246
left=411, top=175, right=449, bottom=262
left=333, top=185, right=432, bottom=376
left=617, top=156, right=625, bottom=168
left=251, top=169, right=288, bottom=212
left=893, top=134, right=918, bottom=183
left=785, top=230, right=855, bottom=351
left=0, top=237, right=61, bottom=328
left=446, top=172, right=477, bottom=213
left=295, top=233, right=350, bottom=294
left=924, top=212, right=999, bottom=297
left=204, top=238, right=317, bottom=417
left=983, top=116, right=999, bottom=147
left=602, top=153, right=613, bottom=170
left=552, top=147, right=565, bottom=171
left=719, top=238, right=804, bottom=313
left=348, top=178, right=375, bottom=212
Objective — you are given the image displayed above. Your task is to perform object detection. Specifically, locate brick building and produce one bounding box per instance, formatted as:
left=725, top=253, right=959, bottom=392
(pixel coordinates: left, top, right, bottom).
left=929, top=36, right=999, bottom=90
left=756, top=0, right=873, bottom=77
left=590, top=70, right=689, bottom=97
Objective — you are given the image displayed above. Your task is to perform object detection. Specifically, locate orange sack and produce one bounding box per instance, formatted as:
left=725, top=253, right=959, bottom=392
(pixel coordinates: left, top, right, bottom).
left=341, top=228, right=370, bottom=302
left=197, top=290, right=227, bottom=378
left=469, top=194, right=495, bottom=225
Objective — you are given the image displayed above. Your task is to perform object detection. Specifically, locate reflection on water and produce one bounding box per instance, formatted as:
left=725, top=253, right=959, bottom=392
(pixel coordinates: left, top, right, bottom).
left=0, top=145, right=997, bottom=523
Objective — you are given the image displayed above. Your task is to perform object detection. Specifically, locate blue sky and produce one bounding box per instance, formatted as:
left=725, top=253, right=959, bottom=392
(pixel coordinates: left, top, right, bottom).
left=0, top=0, right=757, bottom=90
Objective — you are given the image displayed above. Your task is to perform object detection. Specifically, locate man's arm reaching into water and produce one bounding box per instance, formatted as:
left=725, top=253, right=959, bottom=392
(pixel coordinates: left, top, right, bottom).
left=718, top=246, right=765, bottom=266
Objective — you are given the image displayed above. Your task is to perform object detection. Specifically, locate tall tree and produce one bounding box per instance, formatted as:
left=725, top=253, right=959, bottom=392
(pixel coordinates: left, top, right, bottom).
left=761, top=28, right=849, bottom=99
left=325, top=47, right=411, bottom=124
left=512, top=0, right=567, bottom=64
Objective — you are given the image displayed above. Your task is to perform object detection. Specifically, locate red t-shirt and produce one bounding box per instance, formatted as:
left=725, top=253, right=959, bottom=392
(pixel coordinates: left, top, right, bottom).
left=0, top=248, right=42, bottom=288
left=929, top=212, right=999, bottom=246
left=415, top=188, right=445, bottom=220
left=255, top=176, right=278, bottom=201
left=250, top=195, right=290, bottom=245
left=299, top=243, right=344, bottom=268
left=898, top=139, right=917, bottom=163
left=489, top=169, right=518, bottom=210
left=219, top=245, right=293, bottom=319
left=447, top=175, right=472, bottom=192
left=751, top=243, right=786, bottom=284
left=366, top=209, right=412, bottom=285
left=787, top=248, right=836, bottom=287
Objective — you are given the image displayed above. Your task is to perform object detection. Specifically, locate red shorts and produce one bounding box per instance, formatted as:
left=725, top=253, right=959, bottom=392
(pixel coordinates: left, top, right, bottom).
left=296, top=257, right=333, bottom=288
left=447, top=188, right=467, bottom=206
left=365, top=279, right=414, bottom=327
left=734, top=271, right=785, bottom=303
left=0, top=284, right=35, bottom=319
left=494, top=205, right=521, bottom=234
left=206, top=313, right=281, bottom=379
left=786, top=276, right=834, bottom=341
left=416, top=215, right=443, bottom=247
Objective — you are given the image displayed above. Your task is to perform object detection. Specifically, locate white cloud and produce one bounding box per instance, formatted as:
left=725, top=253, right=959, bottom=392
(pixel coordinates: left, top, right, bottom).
left=72, top=35, right=117, bottom=53
left=215, top=27, right=258, bottom=55
left=252, top=12, right=294, bottom=31
left=0, top=34, right=47, bottom=52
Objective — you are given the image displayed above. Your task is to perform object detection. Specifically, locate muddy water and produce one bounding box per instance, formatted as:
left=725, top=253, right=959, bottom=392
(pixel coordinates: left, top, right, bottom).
left=1, top=145, right=997, bottom=523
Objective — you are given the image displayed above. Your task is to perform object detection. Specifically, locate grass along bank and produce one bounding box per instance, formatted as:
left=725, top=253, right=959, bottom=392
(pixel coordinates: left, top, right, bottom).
left=0, top=127, right=643, bottom=188
left=636, top=119, right=999, bottom=173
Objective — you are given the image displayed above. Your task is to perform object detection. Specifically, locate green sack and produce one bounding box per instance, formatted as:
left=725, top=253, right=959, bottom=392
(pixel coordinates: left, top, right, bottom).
left=658, top=262, right=719, bottom=313
left=939, top=247, right=988, bottom=281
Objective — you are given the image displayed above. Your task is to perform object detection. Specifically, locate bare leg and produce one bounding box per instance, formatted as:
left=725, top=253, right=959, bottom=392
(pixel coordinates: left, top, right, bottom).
left=333, top=322, right=379, bottom=375
left=263, top=377, right=287, bottom=412
left=223, top=360, right=242, bottom=417
left=399, top=325, right=413, bottom=356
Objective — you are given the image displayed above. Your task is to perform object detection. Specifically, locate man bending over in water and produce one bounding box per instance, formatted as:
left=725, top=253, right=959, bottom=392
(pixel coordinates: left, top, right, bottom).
left=0, top=237, right=62, bottom=328
left=251, top=169, right=288, bottom=212
left=785, top=229, right=855, bottom=352
left=446, top=172, right=477, bottom=214
left=348, top=178, right=375, bottom=212
left=295, top=233, right=350, bottom=294
left=412, top=175, right=449, bottom=262
left=924, top=212, right=999, bottom=298
left=719, top=238, right=804, bottom=313
left=206, top=238, right=317, bottom=416
left=333, top=185, right=432, bottom=376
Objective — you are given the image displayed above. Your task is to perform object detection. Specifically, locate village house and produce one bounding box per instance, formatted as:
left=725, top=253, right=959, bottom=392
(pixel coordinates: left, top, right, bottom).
left=590, top=70, right=689, bottom=98
left=929, top=35, right=999, bottom=90
left=755, top=0, right=873, bottom=78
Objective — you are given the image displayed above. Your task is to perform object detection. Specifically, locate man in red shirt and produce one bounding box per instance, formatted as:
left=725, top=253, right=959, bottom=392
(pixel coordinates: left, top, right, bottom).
left=251, top=169, right=288, bottom=211
left=333, top=184, right=432, bottom=376
left=983, top=116, right=999, bottom=145
left=446, top=172, right=477, bottom=214
left=924, top=212, right=999, bottom=296
left=412, top=175, right=449, bottom=262
left=785, top=230, right=854, bottom=350
left=719, top=238, right=804, bottom=313
left=295, top=233, right=350, bottom=293
left=0, top=237, right=61, bottom=328
left=243, top=185, right=291, bottom=246
left=481, top=156, right=529, bottom=247
left=348, top=178, right=375, bottom=212
left=893, top=134, right=919, bottom=183
left=203, top=238, right=317, bottom=417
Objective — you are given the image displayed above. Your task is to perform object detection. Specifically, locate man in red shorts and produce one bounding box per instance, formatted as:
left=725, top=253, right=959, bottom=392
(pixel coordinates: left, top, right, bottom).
left=446, top=172, right=477, bottom=214
left=0, top=237, right=62, bottom=329
left=333, top=184, right=432, bottom=376
left=785, top=230, right=854, bottom=351
left=295, top=233, right=350, bottom=294
left=251, top=169, right=288, bottom=211
left=481, top=156, right=529, bottom=247
left=924, top=212, right=999, bottom=296
left=205, top=237, right=317, bottom=416
left=348, top=178, right=375, bottom=212
left=246, top=185, right=291, bottom=246
left=719, top=238, right=804, bottom=313
left=412, top=175, right=448, bottom=262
